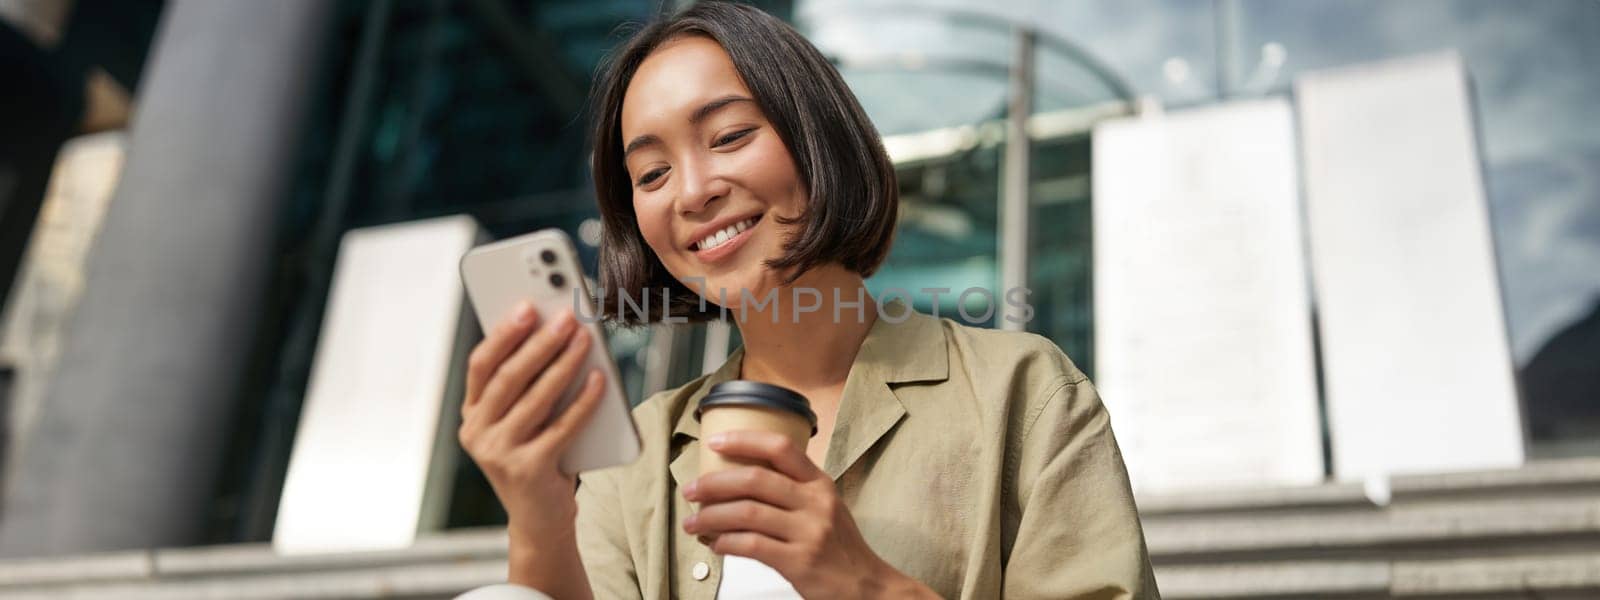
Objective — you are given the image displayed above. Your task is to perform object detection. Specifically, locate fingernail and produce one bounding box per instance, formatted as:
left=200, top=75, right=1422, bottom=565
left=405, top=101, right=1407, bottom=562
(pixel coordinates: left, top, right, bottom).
left=682, top=480, right=698, bottom=500
left=682, top=514, right=697, bottom=531
left=516, top=302, right=536, bottom=325
left=707, top=433, right=727, bottom=449
left=561, top=310, right=578, bottom=330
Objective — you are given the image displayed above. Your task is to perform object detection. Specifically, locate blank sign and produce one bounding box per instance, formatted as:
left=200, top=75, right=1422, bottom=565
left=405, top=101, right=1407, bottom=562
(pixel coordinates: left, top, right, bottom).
left=1092, top=98, right=1325, bottom=494
left=1296, top=52, right=1523, bottom=482
left=274, top=216, right=480, bottom=554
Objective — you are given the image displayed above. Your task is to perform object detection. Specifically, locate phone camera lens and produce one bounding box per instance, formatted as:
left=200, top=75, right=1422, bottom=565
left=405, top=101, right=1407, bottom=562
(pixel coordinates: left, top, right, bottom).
left=539, top=249, right=558, bottom=265
left=549, top=272, right=566, bottom=288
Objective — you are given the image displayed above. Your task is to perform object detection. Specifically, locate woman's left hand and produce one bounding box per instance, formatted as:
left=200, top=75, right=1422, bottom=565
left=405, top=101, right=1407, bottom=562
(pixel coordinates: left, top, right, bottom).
left=681, top=430, right=938, bottom=599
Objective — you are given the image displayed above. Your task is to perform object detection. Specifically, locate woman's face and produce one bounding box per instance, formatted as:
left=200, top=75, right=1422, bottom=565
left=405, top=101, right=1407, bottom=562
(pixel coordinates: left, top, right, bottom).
left=620, top=35, right=807, bottom=306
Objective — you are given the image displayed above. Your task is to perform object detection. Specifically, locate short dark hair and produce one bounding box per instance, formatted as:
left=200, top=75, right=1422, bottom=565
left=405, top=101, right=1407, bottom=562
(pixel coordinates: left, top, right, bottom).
left=588, top=1, right=898, bottom=325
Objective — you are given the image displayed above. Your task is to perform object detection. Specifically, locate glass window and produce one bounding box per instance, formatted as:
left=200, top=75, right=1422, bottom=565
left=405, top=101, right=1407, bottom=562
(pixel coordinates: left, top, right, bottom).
left=870, top=147, right=1002, bottom=324
left=1027, top=134, right=1095, bottom=375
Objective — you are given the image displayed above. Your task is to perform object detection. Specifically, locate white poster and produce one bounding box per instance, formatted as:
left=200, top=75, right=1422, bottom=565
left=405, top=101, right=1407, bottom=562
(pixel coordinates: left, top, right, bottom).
left=1295, top=52, right=1523, bottom=482
left=274, top=216, right=480, bottom=554
left=1092, top=98, right=1325, bottom=494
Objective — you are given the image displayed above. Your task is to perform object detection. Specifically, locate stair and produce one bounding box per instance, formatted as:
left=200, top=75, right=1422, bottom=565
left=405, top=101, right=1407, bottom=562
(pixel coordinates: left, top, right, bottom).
left=2, top=459, right=1599, bottom=599
left=1142, top=458, right=1600, bottom=598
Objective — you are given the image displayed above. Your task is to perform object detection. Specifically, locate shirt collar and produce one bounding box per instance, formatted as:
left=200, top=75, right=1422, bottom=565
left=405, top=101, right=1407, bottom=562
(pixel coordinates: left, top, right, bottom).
left=668, top=297, right=949, bottom=480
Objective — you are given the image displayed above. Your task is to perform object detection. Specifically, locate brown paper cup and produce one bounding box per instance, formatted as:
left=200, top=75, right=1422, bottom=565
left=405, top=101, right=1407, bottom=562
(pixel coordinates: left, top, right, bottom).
left=691, top=380, right=817, bottom=547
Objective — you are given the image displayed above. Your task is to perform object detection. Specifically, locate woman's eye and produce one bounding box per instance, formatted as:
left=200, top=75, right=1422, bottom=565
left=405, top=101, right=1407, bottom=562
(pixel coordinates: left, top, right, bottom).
left=638, top=168, right=666, bottom=187
left=714, top=128, right=755, bottom=147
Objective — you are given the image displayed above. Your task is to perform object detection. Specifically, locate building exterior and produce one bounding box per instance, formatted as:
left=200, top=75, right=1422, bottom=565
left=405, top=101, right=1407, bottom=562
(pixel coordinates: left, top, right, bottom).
left=0, top=0, right=1597, bottom=596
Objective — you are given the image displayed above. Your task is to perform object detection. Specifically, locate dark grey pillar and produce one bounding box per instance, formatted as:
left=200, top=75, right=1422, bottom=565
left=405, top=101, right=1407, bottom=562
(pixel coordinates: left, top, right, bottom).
left=0, top=0, right=332, bottom=557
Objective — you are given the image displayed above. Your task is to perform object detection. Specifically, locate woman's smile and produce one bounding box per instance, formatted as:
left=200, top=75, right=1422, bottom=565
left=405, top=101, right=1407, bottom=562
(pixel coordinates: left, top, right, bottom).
left=688, top=213, right=763, bottom=264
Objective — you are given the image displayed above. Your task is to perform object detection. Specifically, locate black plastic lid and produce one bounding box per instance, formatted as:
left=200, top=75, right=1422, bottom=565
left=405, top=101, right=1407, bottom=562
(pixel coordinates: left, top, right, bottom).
left=694, top=380, right=818, bottom=436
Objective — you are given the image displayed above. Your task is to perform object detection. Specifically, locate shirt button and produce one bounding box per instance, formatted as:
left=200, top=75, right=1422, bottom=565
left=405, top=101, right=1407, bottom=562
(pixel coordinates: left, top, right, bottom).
left=692, top=561, right=710, bottom=581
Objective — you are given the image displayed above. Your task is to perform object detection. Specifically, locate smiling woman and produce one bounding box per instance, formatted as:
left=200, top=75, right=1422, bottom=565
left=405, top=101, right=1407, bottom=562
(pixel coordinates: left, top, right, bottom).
left=454, top=2, right=1158, bottom=600
left=589, top=4, right=898, bottom=325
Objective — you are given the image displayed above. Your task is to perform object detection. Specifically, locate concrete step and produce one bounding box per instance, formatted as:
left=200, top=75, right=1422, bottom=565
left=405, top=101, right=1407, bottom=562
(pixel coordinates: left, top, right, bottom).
left=2, top=458, right=1598, bottom=599
left=1139, top=458, right=1600, bottom=564
left=1158, top=553, right=1600, bottom=599
left=7, top=549, right=1600, bottom=599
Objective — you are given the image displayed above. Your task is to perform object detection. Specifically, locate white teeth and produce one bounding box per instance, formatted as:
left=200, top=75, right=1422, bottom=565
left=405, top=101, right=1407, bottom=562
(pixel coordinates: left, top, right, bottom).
left=695, top=217, right=758, bottom=251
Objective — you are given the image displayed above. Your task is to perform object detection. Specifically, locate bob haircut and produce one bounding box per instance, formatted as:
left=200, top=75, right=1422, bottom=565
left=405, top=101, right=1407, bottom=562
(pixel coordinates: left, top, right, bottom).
left=588, top=1, right=898, bottom=325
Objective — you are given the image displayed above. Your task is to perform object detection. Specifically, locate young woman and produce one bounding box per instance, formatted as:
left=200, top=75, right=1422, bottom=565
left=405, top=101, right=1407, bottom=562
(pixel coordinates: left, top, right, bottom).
left=456, top=3, right=1157, bottom=599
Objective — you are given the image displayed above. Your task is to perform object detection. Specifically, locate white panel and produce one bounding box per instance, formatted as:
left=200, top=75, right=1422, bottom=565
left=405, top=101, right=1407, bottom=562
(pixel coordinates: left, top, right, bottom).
left=1092, top=98, right=1325, bottom=494
left=274, top=215, right=479, bottom=555
left=1295, top=52, right=1523, bottom=481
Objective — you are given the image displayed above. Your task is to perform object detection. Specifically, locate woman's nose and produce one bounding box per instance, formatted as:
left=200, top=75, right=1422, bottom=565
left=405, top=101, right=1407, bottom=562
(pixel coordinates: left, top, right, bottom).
left=675, top=159, right=731, bottom=215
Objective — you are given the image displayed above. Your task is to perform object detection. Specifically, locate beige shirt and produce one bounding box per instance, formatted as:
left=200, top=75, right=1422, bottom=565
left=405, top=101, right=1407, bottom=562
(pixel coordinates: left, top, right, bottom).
left=575, top=299, right=1160, bottom=599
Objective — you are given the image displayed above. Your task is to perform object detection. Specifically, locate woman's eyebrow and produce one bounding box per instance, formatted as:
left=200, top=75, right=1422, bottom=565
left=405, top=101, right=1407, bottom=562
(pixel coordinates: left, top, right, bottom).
left=624, top=134, right=660, bottom=158
left=624, top=95, right=755, bottom=158
left=688, top=95, right=753, bottom=125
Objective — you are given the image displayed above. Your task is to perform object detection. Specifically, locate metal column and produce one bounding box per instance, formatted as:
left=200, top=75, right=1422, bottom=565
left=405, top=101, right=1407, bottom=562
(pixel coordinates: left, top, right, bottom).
left=0, top=0, right=334, bottom=556
left=999, top=28, right=1034, bottom=330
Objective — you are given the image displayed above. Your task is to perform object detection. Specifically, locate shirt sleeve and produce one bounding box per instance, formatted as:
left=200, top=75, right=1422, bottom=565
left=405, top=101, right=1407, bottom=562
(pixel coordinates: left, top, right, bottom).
left=574, top=468, right=644, bottom=600
left=1003, top=375, right=1161, bottom=600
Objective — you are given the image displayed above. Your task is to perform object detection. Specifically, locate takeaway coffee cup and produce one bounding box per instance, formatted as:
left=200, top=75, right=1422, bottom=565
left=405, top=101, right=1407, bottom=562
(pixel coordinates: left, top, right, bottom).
left=694, top=380, right=818, bottom=478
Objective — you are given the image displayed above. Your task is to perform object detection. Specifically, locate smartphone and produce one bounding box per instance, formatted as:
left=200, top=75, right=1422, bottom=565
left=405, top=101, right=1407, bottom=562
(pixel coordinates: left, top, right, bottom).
left=458, top=228, right=641, bottom=474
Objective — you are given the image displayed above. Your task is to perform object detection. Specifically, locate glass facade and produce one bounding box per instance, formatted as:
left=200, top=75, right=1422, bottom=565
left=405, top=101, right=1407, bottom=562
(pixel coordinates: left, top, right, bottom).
left=804, top=0, right=1600, bottom=456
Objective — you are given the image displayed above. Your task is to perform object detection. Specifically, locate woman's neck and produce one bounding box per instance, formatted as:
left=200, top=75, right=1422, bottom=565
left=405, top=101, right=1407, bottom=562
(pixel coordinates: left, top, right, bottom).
left=732, top=266, right=877, bottom=393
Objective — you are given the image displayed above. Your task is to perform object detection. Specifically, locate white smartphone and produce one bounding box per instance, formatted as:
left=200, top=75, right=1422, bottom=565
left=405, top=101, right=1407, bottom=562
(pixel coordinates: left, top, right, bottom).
left=458, top=228, right=641, bottom=474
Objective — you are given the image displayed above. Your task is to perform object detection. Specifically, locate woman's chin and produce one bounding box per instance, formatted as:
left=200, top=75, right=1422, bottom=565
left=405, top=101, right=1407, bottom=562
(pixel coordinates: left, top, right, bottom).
left=700, top=272, right=771, bottom=304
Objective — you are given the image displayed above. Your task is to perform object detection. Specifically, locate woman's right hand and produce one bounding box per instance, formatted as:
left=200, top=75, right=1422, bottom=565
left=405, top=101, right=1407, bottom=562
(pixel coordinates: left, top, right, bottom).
left=458, top=302, right=606, bottom=590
